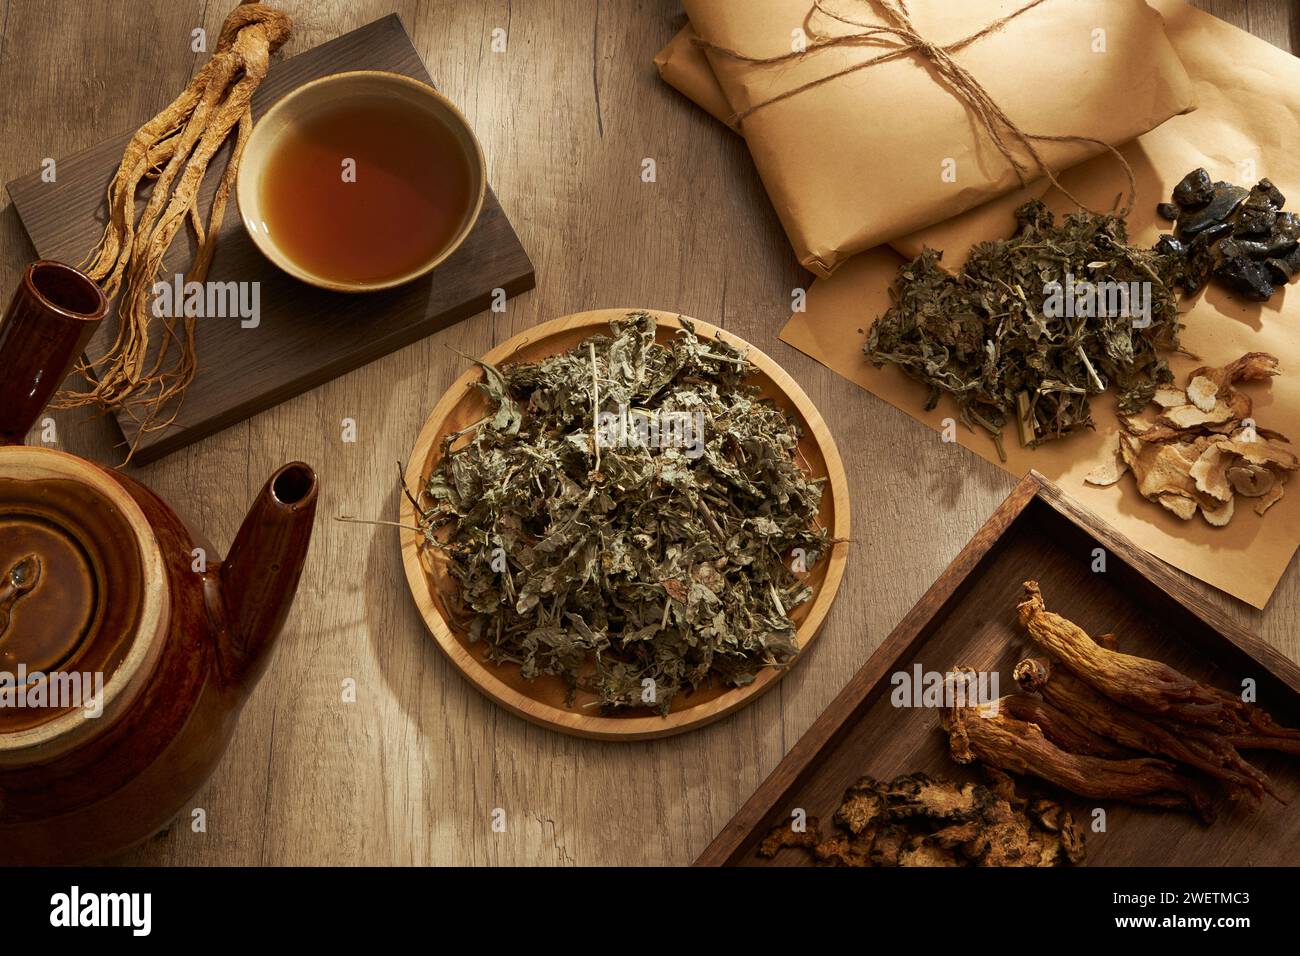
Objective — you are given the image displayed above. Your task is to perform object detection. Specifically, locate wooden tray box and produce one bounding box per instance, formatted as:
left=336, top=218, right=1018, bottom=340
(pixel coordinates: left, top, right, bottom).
left=697, top=472, right=1300, bottom=867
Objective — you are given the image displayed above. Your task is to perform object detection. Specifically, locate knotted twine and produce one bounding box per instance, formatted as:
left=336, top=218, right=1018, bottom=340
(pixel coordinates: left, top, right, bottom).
left=693, top=0, right=1136, bottom=218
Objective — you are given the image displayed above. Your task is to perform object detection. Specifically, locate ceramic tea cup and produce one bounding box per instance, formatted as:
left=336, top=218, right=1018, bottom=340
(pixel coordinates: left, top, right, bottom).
left=237, top=70, right=487, bottom=293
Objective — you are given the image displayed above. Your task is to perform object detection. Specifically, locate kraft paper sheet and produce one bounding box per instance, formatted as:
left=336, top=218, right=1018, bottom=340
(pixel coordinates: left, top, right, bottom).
left=659, top=0, right=1300, bottom=608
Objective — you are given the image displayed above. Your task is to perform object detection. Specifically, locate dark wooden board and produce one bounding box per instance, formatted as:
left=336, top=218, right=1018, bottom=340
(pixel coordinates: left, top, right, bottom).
left=696, top=472, right=1300, bottom=867
left=5, top=15, right=534, bottom=464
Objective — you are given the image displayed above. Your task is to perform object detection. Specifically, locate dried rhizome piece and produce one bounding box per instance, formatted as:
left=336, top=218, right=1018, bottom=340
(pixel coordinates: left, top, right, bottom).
left=1086, top=352, right=1297, bottom=525
left=760, top=770, right=1084, bottom=867
left=1012, top=658, right=1277, bottom=804
left=1015, top=582, right=1300, bottom=746
left=941, top=581, right=1300, bottom=824
left=57, top=2, right=293, bottom=455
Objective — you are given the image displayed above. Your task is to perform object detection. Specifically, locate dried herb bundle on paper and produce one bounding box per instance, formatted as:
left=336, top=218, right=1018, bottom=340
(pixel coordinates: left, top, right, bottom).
left=760, top=770, right=1084, bottom=867
left=865, top=201, right=1183, bottom=459
left=415, top=312, right=828, bottom=714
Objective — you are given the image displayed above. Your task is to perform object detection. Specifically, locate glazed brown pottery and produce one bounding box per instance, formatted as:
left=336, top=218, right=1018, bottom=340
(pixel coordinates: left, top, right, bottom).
left=0, top=260, right=318, bottom=864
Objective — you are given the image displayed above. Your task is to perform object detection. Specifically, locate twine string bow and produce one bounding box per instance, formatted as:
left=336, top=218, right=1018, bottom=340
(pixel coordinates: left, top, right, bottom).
left=694, top=0, right=1136, bottom=217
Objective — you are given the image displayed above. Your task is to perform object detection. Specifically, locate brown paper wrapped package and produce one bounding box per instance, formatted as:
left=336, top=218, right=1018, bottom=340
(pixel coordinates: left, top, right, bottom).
left=655, top=23, right=1047, bottom=269
left=658, top=0, right=1300, bottom=608
left=681, top=0, right=1195, bottom=277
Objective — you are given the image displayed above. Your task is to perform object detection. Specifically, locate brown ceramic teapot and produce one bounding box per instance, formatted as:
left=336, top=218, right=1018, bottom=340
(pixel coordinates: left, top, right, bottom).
left=0, top=261, right=318, bottom=863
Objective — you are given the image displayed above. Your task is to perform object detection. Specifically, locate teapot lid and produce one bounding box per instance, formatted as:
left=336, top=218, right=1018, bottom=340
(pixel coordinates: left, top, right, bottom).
left=0, top=446, right=166, bottom=745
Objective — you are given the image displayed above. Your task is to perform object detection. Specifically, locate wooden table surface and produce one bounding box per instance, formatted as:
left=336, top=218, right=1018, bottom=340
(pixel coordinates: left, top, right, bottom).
left=1, top=0, right=1296, bottom=867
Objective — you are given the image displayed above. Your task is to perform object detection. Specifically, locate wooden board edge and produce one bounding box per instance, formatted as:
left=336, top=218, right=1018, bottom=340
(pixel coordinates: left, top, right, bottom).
left=122, top=267, right=536, bottom=465
left=692, top=471, right=1045, bottom=866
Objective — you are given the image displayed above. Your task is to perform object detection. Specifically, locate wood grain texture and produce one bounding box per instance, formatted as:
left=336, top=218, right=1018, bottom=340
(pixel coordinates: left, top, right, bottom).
left=398, top=308, right=850, bottom=740
left=697, top=472, right=1300, bottom=866
left=5, top=15, right=535, bottom=464
left=0, top=0, right=1296, bottom=866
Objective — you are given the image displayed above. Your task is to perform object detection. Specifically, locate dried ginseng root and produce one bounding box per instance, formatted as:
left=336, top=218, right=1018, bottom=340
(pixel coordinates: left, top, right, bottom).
left=1014, top=657, right=1276, bottom=803
left=996, top=693, right=1134, bottom=760
left=1018, top=582, right=1238, bottom=732
left=57, top=2, right=293, bottom=455
left=943, top=670, right=1216, bottom=823
left=1018, top=582, right=1300, bottom=749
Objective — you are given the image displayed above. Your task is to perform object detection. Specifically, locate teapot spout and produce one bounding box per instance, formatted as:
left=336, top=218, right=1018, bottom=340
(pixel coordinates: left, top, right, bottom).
left=0, top=262, right=108, bottom=446
left=218, top=463, right=318, bottom=692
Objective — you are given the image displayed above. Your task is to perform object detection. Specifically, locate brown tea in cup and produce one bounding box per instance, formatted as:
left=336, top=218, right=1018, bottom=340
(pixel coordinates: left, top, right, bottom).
left=260, top=97, right=473, bottom=285
left=238, top=72, right=486, bottom=292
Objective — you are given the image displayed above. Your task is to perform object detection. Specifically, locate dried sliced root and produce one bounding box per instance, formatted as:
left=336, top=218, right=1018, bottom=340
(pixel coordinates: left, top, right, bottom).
left=1099, top=353, right=1294, bottom=526
left=761, top=770, right=1083, bottom=867
left=1084, top=447, right=1128, bottom=487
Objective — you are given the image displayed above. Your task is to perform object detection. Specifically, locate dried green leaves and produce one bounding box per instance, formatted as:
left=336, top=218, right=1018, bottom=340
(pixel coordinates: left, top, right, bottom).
left=865, top=201, right=1184, bottom=459
left=417, top=311, right=828, bottom=714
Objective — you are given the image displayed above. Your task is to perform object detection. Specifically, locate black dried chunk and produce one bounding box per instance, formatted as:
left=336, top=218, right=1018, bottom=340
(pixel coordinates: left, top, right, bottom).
left=1265, top=246, right=1300, bottom=284
left=1265, top=257, right=1297, bottom=284
left=1234, top=208, right=1278, bottom=238
left=1275, top=212, right=1300, bottom=243
left=1235, top=236, right=1298, bottom=260
left=1172, top=167, right=1214, bottom=209
left=1154, top=234, right=1184, bottom=256
left=1158, top=169, right=1299, bottom=302
left=1253, top=178, right=1286, bottom=209
left=1177, top=184, right=1249, bottom=237
left=1156, top=202, right=1179, bottom=221
left=1214, top=256, right=1275, bottom=301
left=1197, top=221, right=1234, bottom=245
left=1180, top=231, right=1219, bottom=294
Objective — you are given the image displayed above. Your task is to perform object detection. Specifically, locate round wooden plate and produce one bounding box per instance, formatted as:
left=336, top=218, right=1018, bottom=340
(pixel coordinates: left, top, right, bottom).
left=400, top=309, right=850, bottom=740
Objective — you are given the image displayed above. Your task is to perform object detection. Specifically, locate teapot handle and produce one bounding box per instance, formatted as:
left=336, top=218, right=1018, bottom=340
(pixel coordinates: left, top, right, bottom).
left=0, top=261, right=107, bottom=446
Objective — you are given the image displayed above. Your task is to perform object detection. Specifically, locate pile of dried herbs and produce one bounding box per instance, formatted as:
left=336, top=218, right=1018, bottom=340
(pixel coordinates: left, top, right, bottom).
left=416, top=311, right=828, bottom=714
left=865, top=201, right=1185, bottom=459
